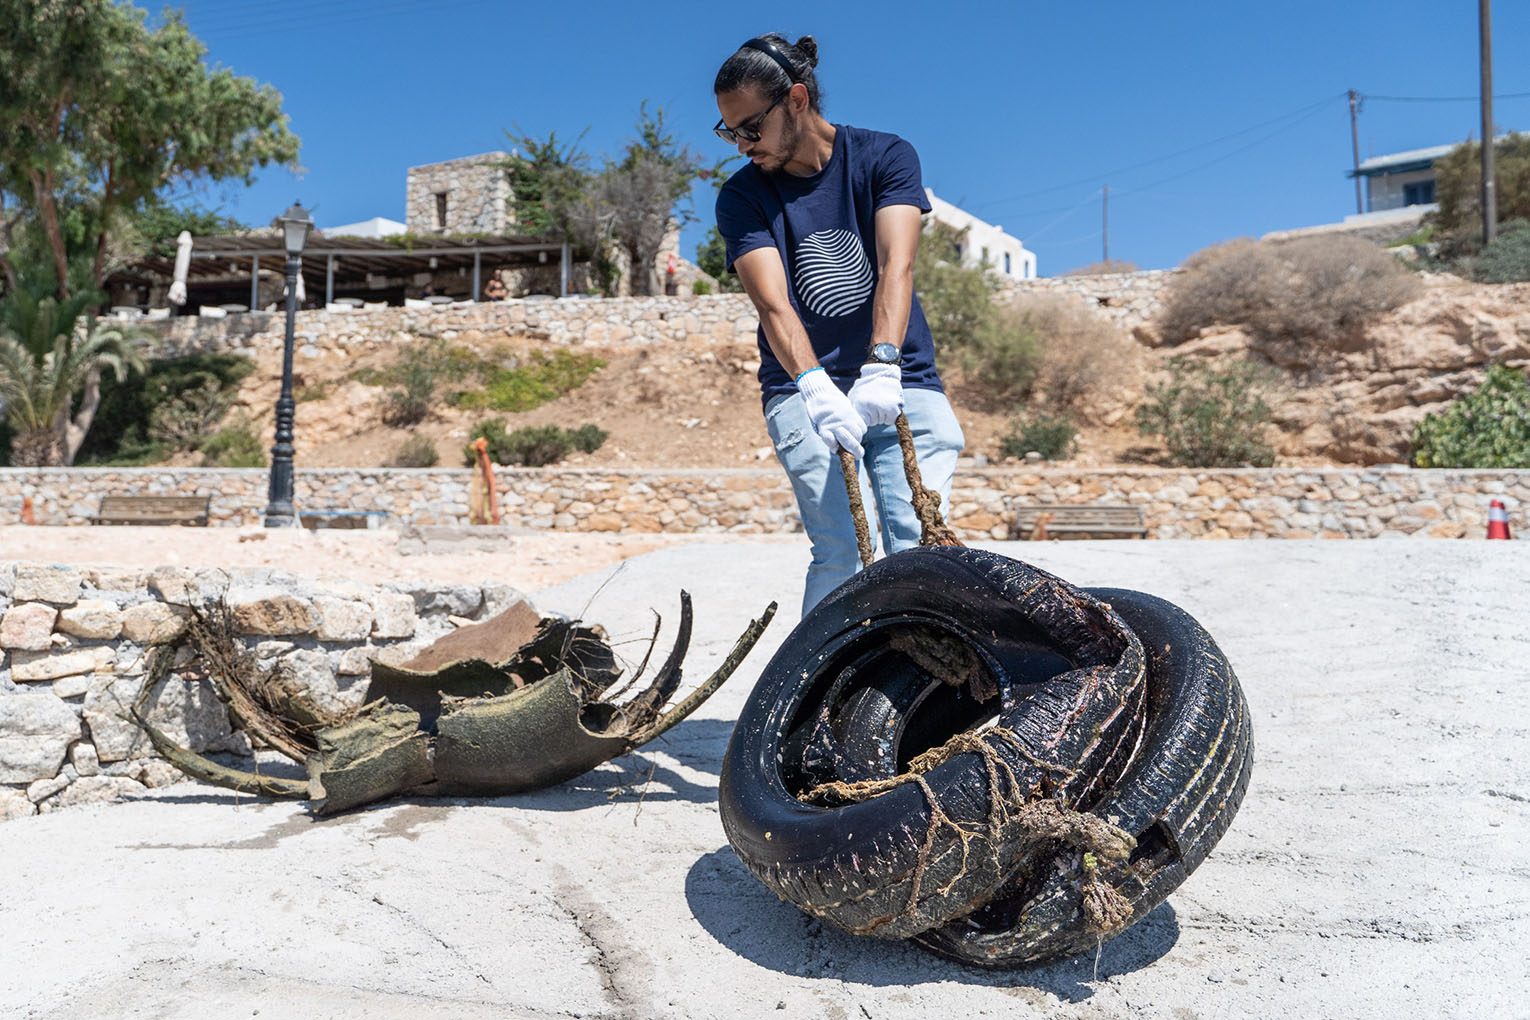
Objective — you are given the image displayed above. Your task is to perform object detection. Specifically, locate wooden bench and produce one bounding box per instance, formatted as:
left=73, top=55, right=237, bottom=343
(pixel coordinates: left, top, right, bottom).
left=94, top=495, right=211, bottom=527
left=1012, top=504, right=1147, bottom=540
left=299, top=509, right=389, bottom=530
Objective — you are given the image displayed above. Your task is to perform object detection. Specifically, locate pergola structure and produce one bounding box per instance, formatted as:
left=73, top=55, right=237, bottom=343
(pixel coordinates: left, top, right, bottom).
left=115, top=231, right=584, bottom=310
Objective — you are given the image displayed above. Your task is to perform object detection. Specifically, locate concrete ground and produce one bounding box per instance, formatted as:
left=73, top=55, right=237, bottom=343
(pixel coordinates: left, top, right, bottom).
left=2, top=539, right=1527, bottom=1019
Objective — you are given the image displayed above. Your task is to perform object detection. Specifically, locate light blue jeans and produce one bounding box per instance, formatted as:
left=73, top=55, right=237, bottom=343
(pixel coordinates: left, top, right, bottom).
left=764, top=386, right=965, bottom=615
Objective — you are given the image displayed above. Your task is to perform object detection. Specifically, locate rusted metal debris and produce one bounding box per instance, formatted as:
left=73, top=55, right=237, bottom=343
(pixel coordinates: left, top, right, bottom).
left=131, top=593, right=776, bottom=815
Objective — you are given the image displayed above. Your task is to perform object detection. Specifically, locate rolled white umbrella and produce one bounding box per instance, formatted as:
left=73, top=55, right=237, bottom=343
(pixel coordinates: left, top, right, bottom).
left=167, top=231, right=193, bottom=306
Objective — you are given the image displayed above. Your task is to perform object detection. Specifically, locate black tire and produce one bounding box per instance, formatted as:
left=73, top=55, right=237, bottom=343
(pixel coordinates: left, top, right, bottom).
left=911, top=587, right=1254, bottom=968
left=718, top=547, right=1148, bottom=940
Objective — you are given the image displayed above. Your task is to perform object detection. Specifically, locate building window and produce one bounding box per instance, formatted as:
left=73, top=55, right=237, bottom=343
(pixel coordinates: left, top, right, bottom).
left=435, top=191, right=449, bottom=230
left=980, top=245, right=989, bottom=266
left=1003, top=252, right=1012, bottom=275
left=1402, top=180, right=1435, bottom=206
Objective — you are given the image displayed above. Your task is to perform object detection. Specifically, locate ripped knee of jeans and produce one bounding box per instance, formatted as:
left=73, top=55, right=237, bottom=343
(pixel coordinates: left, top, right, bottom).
left=774, top=427, right=807, bottom=453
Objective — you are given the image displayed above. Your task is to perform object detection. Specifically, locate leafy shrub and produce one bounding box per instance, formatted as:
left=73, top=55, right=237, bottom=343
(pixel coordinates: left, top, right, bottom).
left=1158, top=236, right=1416, bottom=347
left=1410, top=364, right=1530, bottom=468
left=1136, top=357, right=1277, bottom=467
left=390, top=434, right=440, bottom=467
left=999, top=413, right=1077, bottom=460
left=147, top=378, right=231, bottom=452
left=1428, top=133, right=1530, bottom=258
left=957, top=302, right=1042, bottom=409
left=381, top=342, right=448, bottom=426
left=1469, top=220, right=1530, bottom=283
left=691, top=279, right=712, bottom=295
left=76, top=353, right=254, bottom=465
left=465, top=419, right=607, bottom=466
left=451, top=350, right=605, bottom=412
left=199, top=420, right=266, bottom=467
left=568, top=423, right=608, bottom=453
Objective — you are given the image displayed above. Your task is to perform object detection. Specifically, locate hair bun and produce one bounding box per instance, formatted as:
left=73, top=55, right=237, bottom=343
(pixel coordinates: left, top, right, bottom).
left=793, top=35, right=819, bottom=68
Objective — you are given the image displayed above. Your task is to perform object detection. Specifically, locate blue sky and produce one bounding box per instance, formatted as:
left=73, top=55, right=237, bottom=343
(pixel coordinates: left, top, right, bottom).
left=164, top=0, right=1528, bottom=276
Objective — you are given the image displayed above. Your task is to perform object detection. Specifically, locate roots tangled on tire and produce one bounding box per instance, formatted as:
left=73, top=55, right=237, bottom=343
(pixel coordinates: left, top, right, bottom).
left=132, top=593, right=776, bottom=815
left=719, top=546, right=1252, bottom=968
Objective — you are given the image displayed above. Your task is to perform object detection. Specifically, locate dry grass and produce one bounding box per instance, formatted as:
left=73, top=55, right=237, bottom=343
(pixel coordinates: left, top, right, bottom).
left=1158, top=236, right=1418, bottom=348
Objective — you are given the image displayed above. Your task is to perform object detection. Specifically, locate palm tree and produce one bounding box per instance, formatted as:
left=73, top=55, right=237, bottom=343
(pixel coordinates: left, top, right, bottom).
left=0, top=261, right=146, bottom=466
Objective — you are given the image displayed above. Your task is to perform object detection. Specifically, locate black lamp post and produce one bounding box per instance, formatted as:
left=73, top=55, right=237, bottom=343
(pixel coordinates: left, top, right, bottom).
left=264, top=201, right=313, bottom=527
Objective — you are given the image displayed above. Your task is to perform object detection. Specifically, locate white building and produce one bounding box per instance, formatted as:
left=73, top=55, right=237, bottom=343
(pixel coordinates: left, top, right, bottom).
left=924, top=188, right=1037, bottom=280
left=318, top=216, right=408, bottom=239
left=1351, top=143, right=1453, bottom=213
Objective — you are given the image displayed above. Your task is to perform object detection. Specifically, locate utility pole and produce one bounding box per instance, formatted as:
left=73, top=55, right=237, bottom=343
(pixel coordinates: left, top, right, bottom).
left=1480, top=0, right=1497, bottom=246
left=1102, top=184, right=1110, bottom=263
left=1348, top=89, right=1364, bottom=214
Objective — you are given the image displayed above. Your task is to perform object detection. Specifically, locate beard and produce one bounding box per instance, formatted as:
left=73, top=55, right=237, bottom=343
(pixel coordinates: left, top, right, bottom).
left=757, top=107, right=801, bottom=174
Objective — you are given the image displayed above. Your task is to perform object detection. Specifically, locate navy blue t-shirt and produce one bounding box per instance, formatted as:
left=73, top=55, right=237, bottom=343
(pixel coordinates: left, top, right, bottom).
left=715, top=124, right=943, bottom=408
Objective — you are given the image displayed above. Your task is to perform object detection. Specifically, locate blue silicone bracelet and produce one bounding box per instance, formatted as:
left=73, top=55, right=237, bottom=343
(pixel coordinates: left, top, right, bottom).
left=794, top=366, right=825, bottom=384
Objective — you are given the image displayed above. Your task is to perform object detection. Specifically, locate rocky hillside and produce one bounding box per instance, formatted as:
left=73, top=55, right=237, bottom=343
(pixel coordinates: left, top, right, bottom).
left=1146, top=275, right=1530, bottom=464
left=217, top=275, right=1528, bottom=469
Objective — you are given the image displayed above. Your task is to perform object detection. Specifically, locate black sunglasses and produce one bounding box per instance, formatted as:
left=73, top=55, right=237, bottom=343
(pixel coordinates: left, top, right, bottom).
left=714, top=89, right=788, bottom=145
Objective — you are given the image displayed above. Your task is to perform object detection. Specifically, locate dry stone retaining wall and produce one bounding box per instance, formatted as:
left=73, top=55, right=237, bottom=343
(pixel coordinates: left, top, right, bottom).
left=138, top=279, right=1177, bottom=361
left=1001, top=269, right=1177, bottom=332
left=0, top=465, right=1524, bottom=539
left=0, top=561, right=526, bottom=820
left=139, top=294, right=761, bottom=361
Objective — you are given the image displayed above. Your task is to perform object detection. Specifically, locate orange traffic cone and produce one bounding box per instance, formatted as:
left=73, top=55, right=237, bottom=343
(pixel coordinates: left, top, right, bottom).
left=1487, top=498, right=1512, bottom=540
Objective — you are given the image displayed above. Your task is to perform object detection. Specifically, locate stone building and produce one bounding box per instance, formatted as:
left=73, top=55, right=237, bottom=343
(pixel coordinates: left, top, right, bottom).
left=405, top=152, right=514, bottom=234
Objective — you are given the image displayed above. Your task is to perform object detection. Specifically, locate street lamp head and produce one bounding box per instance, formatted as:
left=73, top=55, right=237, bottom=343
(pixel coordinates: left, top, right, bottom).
left=275, top=201, right=313, bottom=256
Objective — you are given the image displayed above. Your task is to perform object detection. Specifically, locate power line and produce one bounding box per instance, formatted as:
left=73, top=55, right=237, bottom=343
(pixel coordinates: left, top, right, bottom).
left=1364, top=90, right=1530, bottom=102
left=972, top=92, right=1347, bottom=214
left=1016, top=189, right=1102, bottom=242
left=188, top=0, right=498, bottom=39
left=1113, top=99, right=1338, bottom=198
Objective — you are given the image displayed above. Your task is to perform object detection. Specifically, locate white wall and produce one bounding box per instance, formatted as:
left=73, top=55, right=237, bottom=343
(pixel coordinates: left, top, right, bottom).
left=924, top=188, right=1037, bottom=279
left=1366, top=169, right=1436, bottom=212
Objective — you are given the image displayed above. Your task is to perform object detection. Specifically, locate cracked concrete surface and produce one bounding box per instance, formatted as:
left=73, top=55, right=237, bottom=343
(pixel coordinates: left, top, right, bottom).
left=2, top=540, right=1527, bottom=1019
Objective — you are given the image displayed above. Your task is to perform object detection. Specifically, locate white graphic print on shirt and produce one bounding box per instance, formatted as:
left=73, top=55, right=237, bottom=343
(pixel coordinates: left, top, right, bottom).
left=793, top=228, right=874, bottom=318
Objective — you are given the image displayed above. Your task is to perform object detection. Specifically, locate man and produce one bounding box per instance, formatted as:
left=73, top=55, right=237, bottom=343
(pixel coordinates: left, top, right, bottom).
left=712, top=34, right=964, bottom=613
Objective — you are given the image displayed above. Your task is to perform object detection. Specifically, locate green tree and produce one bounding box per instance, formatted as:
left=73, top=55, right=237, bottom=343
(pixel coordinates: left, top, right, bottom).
left=504, top=108, right=727, bottom=296
left=0, top=1, right=299, bottom=297
left=0, top=256, right=146, bottom=465
left=695, top=225, right=742, bottom=292
left=599, top=105, right=727, bottom=296
left=1428, top=133, right=1530, bottom=257
left=123, top=200, right=245, bottom=258
left=1411, top=364, right=1530, bottom=468
left=914, top=220, right=998, bottom=354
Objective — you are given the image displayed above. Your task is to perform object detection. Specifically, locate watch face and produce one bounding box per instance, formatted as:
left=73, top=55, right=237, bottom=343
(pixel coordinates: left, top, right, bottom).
left=872, top=343, right=900, bottom=364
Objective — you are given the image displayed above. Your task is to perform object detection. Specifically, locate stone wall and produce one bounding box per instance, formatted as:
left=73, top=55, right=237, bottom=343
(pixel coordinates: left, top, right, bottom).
left=1, top=465, right=1523, bottom=539
left=1001, top=269, right=1177, bottom=333
left=405, top=152, right=512, bottom=234
left=138, top=294, right=760, bottom=360
left=133, top=277, right=1183, bottom=360
left=0, top=562, right=525, bottom=820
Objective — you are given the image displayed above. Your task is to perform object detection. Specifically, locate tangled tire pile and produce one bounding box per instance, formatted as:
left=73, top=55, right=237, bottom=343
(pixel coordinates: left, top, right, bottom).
left=719, top=546, right=1252, bottom=968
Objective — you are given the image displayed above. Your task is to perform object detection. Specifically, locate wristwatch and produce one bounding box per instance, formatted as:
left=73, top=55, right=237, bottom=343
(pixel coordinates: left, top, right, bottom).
left=867, top=342, right=902, bottom=366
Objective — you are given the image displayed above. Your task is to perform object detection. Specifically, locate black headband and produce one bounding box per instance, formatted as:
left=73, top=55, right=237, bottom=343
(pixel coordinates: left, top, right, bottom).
left=741, top=37, right=800, bottom=85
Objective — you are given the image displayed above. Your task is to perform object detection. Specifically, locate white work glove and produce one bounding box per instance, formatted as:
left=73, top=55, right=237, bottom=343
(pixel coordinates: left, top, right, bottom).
left=848, top=362, right=904, bottom=427
left=796, top=367, right=866, bottom=458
